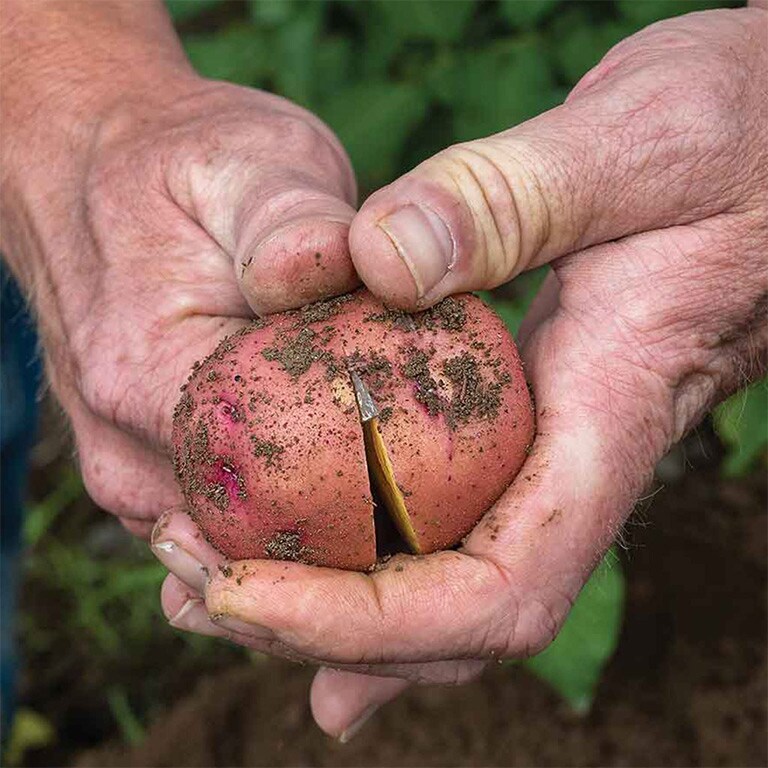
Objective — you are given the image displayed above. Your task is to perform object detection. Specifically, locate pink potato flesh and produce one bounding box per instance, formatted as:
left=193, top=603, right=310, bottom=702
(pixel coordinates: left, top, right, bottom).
left=172, top=290, right=534, bottom=570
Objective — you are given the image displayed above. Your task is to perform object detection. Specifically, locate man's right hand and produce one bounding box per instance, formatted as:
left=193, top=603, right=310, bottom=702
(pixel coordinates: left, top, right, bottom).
left=0, top=1, right=359, bottom=537
left=149, top=4, right=767, bottom=742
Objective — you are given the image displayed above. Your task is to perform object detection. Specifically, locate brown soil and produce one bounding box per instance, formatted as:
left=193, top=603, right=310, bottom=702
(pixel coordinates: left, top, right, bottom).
left=74, top=444, right=767, bottom=768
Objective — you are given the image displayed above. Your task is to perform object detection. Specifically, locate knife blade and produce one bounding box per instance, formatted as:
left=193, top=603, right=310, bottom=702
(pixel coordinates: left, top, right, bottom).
left=349, top=369, right=380, bottom=423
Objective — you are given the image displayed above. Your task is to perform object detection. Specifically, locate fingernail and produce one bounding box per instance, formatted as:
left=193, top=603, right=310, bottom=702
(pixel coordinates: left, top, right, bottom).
left=338, top=703, right=380, bottom=744
left=378, top=205, right=454, bottom=299
left=169, top=598, right=225, bottom=637
left=152, top=540, right=208, bottom=592
left=210, top=613, right=275, bottom=641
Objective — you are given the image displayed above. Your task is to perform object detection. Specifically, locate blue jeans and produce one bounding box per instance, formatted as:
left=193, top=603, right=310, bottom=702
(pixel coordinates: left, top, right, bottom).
left=1, top=261, right=41, bottom=736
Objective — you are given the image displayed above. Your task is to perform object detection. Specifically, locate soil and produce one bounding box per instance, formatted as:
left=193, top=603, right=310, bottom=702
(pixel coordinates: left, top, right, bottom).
left=70, top=432, right=766, bottom=768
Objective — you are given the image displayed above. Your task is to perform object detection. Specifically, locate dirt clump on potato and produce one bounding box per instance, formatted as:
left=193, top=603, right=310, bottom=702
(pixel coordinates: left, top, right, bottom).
left=172, top=289, right=534, bottom=571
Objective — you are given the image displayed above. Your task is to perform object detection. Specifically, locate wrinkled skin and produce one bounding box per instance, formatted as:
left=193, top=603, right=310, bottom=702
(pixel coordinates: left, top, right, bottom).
left=2, top=82, right=359, bottom=540
left=2, top=1, right=766, bottom=742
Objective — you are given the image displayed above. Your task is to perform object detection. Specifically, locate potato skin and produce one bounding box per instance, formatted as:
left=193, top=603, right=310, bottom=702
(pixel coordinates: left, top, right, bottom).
left=172, top=300, right=375, bottom=570
left=172, top=290, right=534, bottom=570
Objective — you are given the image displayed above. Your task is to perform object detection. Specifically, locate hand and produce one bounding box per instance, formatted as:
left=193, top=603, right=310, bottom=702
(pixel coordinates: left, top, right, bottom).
left=155, top=5, right=767, bottom=739
left=0, top=2, right=358, bottom=538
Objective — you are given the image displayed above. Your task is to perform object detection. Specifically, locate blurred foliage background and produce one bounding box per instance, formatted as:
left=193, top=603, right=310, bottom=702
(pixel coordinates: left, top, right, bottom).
left=171, top=0, right=736, bottom=195
left=10, top=1, right=765, bottom=765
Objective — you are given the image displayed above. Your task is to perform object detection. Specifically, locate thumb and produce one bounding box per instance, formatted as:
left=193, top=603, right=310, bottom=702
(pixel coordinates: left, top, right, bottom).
left=199, top=168, right=359, bottom=315
left=349, top=16, right=750, bottom=309
left=170, top=108, right=360, bottom=315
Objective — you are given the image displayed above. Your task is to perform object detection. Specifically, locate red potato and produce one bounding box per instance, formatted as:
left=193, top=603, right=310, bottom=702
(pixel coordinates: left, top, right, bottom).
left=172, top=290, right=534, bottom=570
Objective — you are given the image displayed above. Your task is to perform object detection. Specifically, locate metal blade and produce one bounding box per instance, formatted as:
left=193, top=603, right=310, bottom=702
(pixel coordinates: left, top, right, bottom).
left=349, top=369, right=380, bottom=423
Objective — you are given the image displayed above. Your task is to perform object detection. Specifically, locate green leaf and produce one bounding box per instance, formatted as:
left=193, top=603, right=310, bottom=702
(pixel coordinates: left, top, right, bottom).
left=342, top=2, right=404, bottom=79
left=373, top=0, right=476, bottom=44
left=182, top=22, right=271, bottom=86
left=313, top=37, right=354, bottom=104
left=550, top=8, right=638, bottom=86
left=485, top=297, right=527, bottom=338
left=24, top=469, right=83, bottom=548
left=4, top=709, right=56, bottom=767
left=107, top=687, right=145, bottom=746
left=99, top=563, right=167, bottom=601
left=616, top=0, right=726, bottom=27
left=318, top=81, right=428, bottom=192
left=523, top=551, right=625, bottom=713
left=247, top=0, right=299, bottom=26
left=499, top=0, right=561, bottom=30
left=341, top=0, right=474, bottom=83
left=165, top=0, right=222, bottom=24
left=400, top=103, right=457, bottom=174
left=272, top=4, right=324, bottom=106
left=713, top=379, right=768, bottom=477
left=429, top=38, right=558, bottom=140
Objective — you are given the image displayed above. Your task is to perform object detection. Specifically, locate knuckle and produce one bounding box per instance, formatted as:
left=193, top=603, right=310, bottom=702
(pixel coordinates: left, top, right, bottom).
left=509, top=592, right=571, bottom=659
left=73, top=338, right=135, bottom=432
left=261, top=111, right=348, bottom=182
left=430, top=140, right=535, bottom=284
left=272, top=113, right=325, bottom=156
left=474, top=556, right=573, bottom=660
left=575, top=31, right=757, bottom=212
left=121, top=517, right=154, bottom=540
left=465, top=558, right=522, bottom=659
left=75, top=359, right=122, bottom=427
left=76, top=441, right=128, bottom=517
left=75, top=355, right=165, bottom=448
left=71, top=311, right=181, bottom=445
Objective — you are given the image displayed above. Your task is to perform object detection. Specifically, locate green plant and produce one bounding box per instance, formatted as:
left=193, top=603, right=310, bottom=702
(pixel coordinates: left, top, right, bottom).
left=713, top=378, right=768, bottom=477
left=20, top=465, right=246, bottom=748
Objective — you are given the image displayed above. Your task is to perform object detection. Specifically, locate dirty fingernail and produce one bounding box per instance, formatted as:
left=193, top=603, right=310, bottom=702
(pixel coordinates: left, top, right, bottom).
left=339, top=703, right=380, bottom=744
left=169, top=598, right=224, bottom=637
left=152, top=540, right=208, bottom=592
left=210, top=613, right=275, bottom=641
left=378, top=205, right=453, bottom=299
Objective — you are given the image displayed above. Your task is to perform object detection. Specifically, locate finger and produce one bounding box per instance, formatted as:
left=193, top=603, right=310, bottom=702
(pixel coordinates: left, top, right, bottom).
left=234, top=191, right=359, bottom=316
left=68, top=394, right=182, bottom=522
left=167, top=568, right=487, bottom=685
left=169, top=105, right=359, bottom=315
left=151, top=507, right=227, bottom=592
left=161, top=572, right=201, bottom=620
left=517, top=270, right=560, bottom=348
left=349, top=15, right=754, bottom=309
left=160, top=574, right=432, bottom=687
left=161, top=573, right=281, bottom=647
left=162, top=565, right=486, bottom=687
left=156, top=529, right=497, bottom=685
left=311, top=658, right=490, bottom=739
left=159, top=532, right=494, bottom=689
left=311, top=669, right=410, bottom=741
left=155, top=509, right=489, bottom=681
